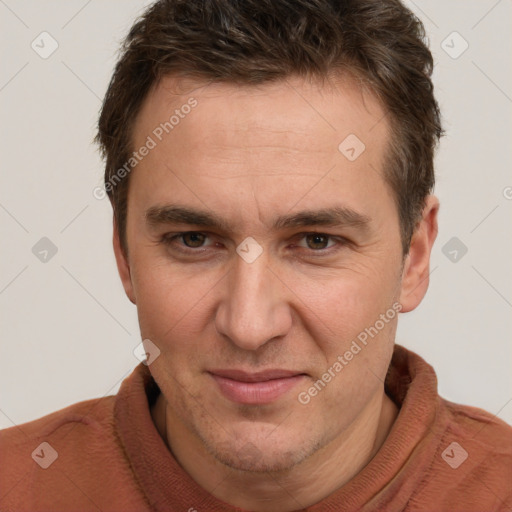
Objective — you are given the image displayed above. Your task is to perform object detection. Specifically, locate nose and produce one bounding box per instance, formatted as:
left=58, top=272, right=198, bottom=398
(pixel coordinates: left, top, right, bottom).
left=215, top=250, right=292, bottom=351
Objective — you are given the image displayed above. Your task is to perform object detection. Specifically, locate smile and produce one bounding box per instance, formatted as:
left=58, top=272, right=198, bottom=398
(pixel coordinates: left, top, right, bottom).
left=208, top=370, right=307, bottom=405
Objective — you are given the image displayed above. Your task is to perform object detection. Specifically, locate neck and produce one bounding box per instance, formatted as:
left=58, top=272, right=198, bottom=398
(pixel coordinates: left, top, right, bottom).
left=151, top=388, right=398, bottom=511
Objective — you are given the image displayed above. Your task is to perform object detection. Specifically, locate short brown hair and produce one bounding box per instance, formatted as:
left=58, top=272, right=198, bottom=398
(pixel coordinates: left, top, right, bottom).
left=96, top=0, right=442, bottom=256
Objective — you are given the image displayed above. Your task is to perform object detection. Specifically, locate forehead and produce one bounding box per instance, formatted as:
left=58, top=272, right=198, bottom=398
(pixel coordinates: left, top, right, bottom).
left=133, top=73, right=388, bottom=158
left=127, top=73, right=395, bottom=235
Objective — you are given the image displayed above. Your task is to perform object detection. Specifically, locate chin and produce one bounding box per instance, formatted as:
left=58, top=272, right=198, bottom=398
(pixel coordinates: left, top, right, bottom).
left=201, top=430, right=319, bottom=474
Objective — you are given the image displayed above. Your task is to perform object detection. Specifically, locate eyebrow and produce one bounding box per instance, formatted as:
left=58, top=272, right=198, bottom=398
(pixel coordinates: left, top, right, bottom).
left=145, top=205, right=371, bottom=232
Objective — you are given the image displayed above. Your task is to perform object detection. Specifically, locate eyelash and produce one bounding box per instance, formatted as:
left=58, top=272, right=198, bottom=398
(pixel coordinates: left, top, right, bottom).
left=160, top=231, right=348, bottom=257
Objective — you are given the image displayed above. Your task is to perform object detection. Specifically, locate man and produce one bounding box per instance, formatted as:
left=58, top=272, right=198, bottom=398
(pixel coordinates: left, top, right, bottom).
left=1, top=0, right=511, bottom=510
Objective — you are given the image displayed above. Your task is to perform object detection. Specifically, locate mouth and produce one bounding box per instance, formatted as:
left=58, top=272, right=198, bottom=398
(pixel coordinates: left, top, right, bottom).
left=207, top=369, right=307, bottom=405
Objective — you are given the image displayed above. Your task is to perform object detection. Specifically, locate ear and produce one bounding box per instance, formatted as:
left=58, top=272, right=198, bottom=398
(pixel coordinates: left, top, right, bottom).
left=113, top=219, right=136, bottom=305
left=399, top=195, right=439, bottom=312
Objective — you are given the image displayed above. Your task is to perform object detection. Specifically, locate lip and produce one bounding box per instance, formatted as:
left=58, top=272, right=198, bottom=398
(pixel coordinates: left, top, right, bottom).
left=208, top=369, right=306, bottom=405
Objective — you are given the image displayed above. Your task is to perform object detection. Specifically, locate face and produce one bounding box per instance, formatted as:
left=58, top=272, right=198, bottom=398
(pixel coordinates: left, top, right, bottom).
left=114, top=74, right=427, bottom=473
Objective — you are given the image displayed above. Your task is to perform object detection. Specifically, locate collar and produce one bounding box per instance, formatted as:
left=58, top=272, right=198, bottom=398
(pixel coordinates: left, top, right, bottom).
left=114, top=344, right=442, bottom=511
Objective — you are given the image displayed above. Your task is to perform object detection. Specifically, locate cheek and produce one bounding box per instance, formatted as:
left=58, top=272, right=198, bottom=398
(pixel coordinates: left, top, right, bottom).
left=287, top=261, right=399, bottom=351
left=130, top=257, right=215, bottom=343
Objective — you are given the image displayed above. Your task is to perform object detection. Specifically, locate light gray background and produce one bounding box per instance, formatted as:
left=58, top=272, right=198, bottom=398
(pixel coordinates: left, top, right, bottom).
left=1, top=0, right=511, bottom=429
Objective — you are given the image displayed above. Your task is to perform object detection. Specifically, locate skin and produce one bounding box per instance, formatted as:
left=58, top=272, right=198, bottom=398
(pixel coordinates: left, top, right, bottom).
left=113, top=74, right=439, bottom=511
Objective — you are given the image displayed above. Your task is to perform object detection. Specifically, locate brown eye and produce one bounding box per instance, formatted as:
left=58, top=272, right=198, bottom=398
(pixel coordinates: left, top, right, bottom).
left=181, top=232, right=207, bottom=248
left=305, top=233, right=330, bottom=250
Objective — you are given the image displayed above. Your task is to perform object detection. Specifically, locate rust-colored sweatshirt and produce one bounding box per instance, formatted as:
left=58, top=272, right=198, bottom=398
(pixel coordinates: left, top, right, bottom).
left=1, top=344, right=511, bottom=511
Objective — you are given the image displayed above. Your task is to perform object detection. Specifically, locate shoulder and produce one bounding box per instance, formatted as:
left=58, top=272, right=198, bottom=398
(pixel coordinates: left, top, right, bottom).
left=443, top=398, right=512, bottom=447
left=441, top=398, right=512, bottom=471
left=0, top=395, right=117, bottom=463
left=0, top=395, right=116, bottom=462
left=0, top=396, right=148, bottom=511
left=412, top=397, right=512, bottom=511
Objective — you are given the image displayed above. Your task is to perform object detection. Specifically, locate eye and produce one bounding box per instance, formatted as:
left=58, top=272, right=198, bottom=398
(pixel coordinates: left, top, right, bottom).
left=298, top=233, right=336, bottom=251
left=161, top=231, right=347, bottom=257
left=161, top=231, right=215, bottom=252
left=180, top=232, right=208, bottom=248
